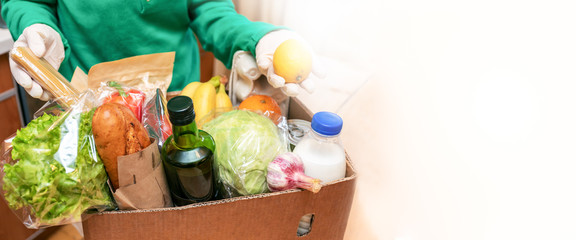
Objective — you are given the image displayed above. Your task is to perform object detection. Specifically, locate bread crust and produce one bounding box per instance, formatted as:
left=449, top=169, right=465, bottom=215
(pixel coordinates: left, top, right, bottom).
left=92, top=103, right=151, bottom=190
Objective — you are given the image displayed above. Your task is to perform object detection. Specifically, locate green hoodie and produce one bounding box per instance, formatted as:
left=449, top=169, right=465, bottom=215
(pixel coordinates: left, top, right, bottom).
left=1, top=0, right=281, bottom=92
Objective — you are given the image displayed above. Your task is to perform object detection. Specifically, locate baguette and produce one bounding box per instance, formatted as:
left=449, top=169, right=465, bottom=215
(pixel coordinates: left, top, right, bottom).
left=92, top=103, right=151, bottom=190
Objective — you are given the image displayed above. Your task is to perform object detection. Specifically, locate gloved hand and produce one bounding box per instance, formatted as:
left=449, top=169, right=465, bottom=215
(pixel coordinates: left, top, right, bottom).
left=256, top=30, right=325, bottom=96
left=10, top=24, right=65, bottom=101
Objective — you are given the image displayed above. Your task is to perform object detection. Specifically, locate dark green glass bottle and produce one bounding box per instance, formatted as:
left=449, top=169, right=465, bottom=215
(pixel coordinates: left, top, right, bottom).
left=161, top=95, right=216, bottom=206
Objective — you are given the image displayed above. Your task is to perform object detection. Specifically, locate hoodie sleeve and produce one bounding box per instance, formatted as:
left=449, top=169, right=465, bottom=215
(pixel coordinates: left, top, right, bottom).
left=1, top=0, right=69, bottom=52
left=188, top=0, right=285, bottom=68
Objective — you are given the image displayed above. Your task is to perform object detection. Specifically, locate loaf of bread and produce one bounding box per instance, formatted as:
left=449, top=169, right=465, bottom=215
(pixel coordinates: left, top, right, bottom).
left=92, top=103, right=152, bottom=190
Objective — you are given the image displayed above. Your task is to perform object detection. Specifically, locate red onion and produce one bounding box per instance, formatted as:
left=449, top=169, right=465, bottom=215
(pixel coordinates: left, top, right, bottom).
left=267, top=152, right=322, bottom=193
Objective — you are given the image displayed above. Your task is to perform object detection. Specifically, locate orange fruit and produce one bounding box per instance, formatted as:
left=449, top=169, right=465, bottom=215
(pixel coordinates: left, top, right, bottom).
left=273, top=39, right=312, bottom=84
left=239, top=95, right=282, bottom=124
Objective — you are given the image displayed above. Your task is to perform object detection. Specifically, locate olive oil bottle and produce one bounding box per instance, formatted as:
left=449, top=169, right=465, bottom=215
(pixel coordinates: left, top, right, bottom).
left=161, top=95, right=217, bottom=206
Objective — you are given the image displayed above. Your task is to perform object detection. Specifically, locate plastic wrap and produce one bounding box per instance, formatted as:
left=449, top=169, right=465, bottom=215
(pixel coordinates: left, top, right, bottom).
left=202, top=110, right=289, bottom=198
left=10, top=47, right=79, bottom=107
left=142, top=89, right=172, bottom=148
left=94, top=81, right=147, bottom=122
left=95, top=82, right=172, bottom=148
left=0, top=92, right=115, bottom=229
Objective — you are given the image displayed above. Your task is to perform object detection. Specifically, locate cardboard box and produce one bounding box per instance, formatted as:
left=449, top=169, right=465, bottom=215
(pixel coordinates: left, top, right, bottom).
left=81, top=98, right=357, bottom=240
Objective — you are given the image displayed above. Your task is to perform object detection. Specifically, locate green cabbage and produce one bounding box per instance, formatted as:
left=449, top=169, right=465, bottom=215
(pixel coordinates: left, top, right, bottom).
left=2, top=110, right=113, bottom=228
left=203, top=110, right=287, bottom=197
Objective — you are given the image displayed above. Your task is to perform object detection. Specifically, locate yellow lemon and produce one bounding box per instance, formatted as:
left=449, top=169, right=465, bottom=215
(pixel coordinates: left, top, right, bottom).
left=273, top=39, right=312, bottom=84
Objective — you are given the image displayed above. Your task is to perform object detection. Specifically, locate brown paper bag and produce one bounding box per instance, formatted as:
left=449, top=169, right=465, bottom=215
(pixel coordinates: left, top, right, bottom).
left=67, top=52, right=176, bottom=210
left=112, top=139, right=173, bottom=210
left=70, top=52, right=175, bottom=103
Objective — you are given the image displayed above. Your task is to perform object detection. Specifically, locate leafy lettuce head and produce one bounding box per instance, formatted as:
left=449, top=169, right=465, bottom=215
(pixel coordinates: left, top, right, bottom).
left=1, top=110, right=113, bottom=228
left=203, top=110, right=287, bottom=197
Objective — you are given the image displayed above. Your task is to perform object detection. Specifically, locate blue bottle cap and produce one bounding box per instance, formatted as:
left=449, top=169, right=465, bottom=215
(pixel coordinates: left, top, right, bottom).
left=311, top=111, right=343, bottom=136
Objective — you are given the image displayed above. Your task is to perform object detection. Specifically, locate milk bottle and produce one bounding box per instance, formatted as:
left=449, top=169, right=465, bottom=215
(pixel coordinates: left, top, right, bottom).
left=293, top=111, right=346, bottom=183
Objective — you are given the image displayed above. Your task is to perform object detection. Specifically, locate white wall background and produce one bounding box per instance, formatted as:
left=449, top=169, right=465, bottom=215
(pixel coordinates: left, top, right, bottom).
left=239, top=0, right=576, bottom=239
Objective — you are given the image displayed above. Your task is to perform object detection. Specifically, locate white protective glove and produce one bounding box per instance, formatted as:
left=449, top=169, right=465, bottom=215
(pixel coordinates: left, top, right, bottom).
left=256, top=30, right=326, bottom=96
left=10, top=23, right=65, bottom=101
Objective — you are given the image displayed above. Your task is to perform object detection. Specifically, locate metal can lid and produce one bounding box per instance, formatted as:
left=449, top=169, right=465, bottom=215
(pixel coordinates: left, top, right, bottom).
left=287, top=119, right=312, bottom=146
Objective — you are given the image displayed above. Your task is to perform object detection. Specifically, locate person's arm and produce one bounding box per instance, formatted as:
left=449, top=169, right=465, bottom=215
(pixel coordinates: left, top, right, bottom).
left=1, top=0, right=69, bottom=100
left=188, top=0, right=283, bottom=69
left=1, top=0, right=69, bottom=52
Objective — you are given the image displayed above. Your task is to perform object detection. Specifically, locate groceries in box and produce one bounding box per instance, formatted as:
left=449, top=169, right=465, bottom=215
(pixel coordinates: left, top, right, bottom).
left=1, top=50, right=356, bottom=239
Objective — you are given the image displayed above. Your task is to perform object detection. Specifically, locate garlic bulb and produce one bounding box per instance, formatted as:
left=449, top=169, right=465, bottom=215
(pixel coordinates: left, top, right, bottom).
left=267, top=152, right=322, bottom=193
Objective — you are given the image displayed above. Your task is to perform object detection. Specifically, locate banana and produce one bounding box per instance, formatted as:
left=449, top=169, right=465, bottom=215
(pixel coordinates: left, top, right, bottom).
left=215, top=84, right=233, bottom=115
left=180, top=82, right=202, bottom=99
left=192, top=76, right=221, bottom=128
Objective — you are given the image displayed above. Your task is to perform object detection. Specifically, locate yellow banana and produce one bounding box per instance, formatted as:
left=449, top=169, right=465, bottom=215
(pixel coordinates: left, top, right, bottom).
left=215, top=84, right=233, bottom=115
left=180, top=81, right=202, bottom=99
left=192, top=76, right=221, bottom=128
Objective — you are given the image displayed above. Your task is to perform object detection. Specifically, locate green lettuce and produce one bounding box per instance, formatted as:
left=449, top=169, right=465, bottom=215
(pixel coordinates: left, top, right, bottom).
left=2, top=110, right=113, bottom=228
left=203, top=110, right=287, bottom=197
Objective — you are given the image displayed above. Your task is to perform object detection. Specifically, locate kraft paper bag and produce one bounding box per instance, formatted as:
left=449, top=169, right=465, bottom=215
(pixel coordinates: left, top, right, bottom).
left=70, top=52, right=174, bottom=103
left=67, top=53, right=176, bottom=210
left=112, top=139, right=173, bottom=210
left=70, top=67, right=89, bottom=91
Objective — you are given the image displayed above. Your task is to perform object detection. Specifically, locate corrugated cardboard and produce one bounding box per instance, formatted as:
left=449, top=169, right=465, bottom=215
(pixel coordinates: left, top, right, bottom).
left=82, top=98, right=357, bottom=240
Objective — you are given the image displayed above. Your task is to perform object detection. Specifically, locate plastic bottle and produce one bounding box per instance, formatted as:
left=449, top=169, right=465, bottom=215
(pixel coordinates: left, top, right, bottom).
left=293, top=111, right=346, bottom=183
left=161, top=96, right=217, bottom=206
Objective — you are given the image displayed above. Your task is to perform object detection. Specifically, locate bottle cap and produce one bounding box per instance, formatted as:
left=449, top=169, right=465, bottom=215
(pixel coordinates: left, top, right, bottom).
left=167, top=96, right=195, bottom=126
left=311, top=111, right=343, bottom=136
